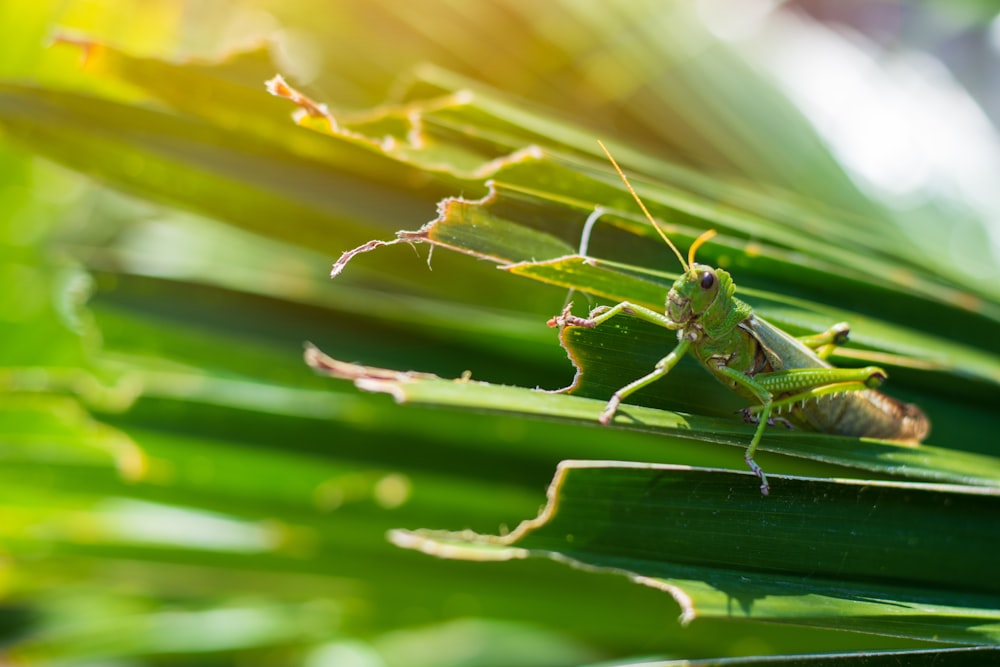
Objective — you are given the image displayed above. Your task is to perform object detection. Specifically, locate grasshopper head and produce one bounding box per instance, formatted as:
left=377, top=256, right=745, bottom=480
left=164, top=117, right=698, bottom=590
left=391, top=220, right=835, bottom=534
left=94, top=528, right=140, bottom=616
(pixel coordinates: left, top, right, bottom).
left=666, top=263, right=721, bottom=327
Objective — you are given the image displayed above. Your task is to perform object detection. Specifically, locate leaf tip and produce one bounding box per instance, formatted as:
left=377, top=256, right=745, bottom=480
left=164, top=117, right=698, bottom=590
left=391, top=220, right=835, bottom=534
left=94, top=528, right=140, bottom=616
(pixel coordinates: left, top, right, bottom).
left=388, top=529, right=528, bottom=561
left=330, top=235, right=418, bottom=278
left=265, top=73, right=337, bottom=130
left=48, top=31, right=104, bottom=69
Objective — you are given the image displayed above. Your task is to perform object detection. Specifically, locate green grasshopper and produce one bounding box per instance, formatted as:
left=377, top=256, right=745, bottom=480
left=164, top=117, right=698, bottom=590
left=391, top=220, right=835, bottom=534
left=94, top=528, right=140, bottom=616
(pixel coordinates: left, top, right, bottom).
left=550, top=143, right=930, bottom=495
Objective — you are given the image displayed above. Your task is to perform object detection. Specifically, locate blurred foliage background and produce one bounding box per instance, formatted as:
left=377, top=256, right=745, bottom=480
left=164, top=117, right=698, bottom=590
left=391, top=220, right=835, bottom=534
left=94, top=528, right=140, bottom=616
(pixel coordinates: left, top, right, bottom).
left=2, top=0, right=1000, bottom=665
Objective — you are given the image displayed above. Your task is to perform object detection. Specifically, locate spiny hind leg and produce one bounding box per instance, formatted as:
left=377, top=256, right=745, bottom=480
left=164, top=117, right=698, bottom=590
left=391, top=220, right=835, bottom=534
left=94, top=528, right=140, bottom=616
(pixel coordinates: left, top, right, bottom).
left=743, top=380, right=876, bottom=423
left=719, top=365, right=884, bottom=496
left=742, top=366, right=886, bottom=420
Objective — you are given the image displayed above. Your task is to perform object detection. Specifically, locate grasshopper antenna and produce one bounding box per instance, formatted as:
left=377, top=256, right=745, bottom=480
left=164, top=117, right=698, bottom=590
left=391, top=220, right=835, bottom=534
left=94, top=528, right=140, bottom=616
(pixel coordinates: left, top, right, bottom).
left=597, top=140, right=688, bottom=271
left=687, top=228, right=717, bottom=267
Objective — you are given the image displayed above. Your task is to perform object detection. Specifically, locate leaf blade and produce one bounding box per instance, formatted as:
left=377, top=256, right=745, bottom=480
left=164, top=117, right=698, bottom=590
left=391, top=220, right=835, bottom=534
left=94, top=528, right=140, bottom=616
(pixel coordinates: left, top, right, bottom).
left=393, top=460, right=1000, bottom=644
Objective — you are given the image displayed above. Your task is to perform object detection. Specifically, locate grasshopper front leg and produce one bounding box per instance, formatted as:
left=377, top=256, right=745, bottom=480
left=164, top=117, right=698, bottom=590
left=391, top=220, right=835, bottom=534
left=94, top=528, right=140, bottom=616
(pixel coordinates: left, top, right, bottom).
left=548, top=301, right=674, bottom=330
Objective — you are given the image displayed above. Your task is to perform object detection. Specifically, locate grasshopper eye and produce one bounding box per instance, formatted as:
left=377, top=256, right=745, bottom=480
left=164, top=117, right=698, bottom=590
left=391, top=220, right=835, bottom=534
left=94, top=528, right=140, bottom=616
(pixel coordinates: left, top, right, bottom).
left=700, top=271, right=715, bottom=289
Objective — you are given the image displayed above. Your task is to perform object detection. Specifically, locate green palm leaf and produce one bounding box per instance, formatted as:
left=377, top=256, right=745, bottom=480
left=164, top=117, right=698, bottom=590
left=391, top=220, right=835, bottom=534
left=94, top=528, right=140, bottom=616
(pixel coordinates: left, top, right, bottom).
left=3, top=2, right=999, bottom=665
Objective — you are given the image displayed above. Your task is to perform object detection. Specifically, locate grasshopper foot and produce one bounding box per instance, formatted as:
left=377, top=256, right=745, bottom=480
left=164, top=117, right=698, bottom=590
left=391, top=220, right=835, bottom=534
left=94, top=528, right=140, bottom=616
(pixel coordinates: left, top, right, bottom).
left=598, top=395, right=622, bottom=425
left=741, top=408, right=794, bottom=430
left=745, top=454, right=770, bottom=496
left=546, top=303, right=574, bottom=328
left=547, top=303, right=599, bottom=329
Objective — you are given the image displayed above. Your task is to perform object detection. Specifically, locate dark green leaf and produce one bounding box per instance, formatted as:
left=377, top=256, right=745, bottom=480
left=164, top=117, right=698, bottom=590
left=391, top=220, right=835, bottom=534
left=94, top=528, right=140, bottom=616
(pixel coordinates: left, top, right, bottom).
left=393, top=460, right=1000, bottom=644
